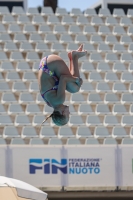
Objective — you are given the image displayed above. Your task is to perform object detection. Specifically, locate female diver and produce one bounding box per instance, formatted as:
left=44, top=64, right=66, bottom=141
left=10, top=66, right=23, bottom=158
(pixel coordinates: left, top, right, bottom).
left=38, top=44, right=87, bottom=126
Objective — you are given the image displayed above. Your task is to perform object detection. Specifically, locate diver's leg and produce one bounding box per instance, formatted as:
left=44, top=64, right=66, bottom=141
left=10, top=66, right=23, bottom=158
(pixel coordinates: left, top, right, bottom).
left=68, top=44, right=87, bottom=77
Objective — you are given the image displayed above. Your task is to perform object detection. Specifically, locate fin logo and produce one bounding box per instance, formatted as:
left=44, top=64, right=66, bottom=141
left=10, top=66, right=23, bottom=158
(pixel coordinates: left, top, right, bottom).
left=29, top=159, right=67, bottom=174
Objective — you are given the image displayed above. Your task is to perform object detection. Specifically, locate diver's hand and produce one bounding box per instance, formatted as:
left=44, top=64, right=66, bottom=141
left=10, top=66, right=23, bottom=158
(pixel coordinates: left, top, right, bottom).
left=75, top=77, right=83, bottom=87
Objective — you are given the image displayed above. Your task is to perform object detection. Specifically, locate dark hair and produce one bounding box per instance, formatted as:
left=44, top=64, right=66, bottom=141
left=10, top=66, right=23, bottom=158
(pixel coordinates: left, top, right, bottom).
left=41, top=111, right=68, bottom=126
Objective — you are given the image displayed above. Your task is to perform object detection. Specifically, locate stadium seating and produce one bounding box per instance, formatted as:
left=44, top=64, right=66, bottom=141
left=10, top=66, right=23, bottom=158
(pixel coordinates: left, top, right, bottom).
left=0, top=6, right=133, bottom=145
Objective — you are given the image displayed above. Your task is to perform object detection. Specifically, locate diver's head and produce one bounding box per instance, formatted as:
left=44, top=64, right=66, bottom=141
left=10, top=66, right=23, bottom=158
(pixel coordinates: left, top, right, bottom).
left=42, top=104, right=70, bottom=126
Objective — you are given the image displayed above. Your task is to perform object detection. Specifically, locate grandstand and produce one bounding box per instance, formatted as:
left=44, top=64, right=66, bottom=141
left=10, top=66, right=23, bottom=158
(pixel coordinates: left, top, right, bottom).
left=0, top=4, right=133, bottom=145
left=0, top=0, right=133, bottom=199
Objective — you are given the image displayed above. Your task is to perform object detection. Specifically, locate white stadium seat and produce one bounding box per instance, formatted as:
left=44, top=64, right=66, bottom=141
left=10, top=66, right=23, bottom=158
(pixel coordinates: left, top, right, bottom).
left=113, top=44, right=126, bottom=53
left=96, top=104, right=111, bottom=115
left=112, top=83, right=127, bottom=93
left=16, top=61, right=31, bottom=72
left=8, top=103, right=24, bottom=115
left=97, top=62, right=111, bottom=72
left=17, top=15, right=30, bottom=24
left=105, top=35, right=118, bottom=44
left=104, top=115, right=120, bottom=127
left=70, top=8, right=82, bottom=17
left=26, top=52, right=40, bottom=62
left=96, top=82, right=111, bottom=93
left=21, top=126, right=38, bottom=139
left=121, top=53, right=133, bottom=63
left=81, top=62, right=95, bottom=72
left=121, top=138, right=133, bottom=145
left=98, top=44, right=111, bottom=53
left=113, top=9, right=125, bottom=17
left=121, top=115, right=133, bottom=127
left=48, top=138, right=62, bottom=145
left=89, top=72, right=103, bottom=82
left=112, top=104, right=128, bottom=115
left=38, top=24, right=52, bottom=34
left=58, top=126, right=74, bottom=139
left=32, top=15, right=45, bottom=25
left=76, top=127, right=92, bottom=139
left=29, top=138, right=44, bottom=145
left=61, top=16, right=75, bottom=25
left=68, top=115, right=85, bottom=127
left=83, top=25, right=96, bottom=36
left=105, top=16, right=118, bottom=26
left=41, top=7, right=53, bottom=16
left=68, top=25, right=81, bottom=35
left=85, top=138, right=99, bottom=145
left=11, top=138, right=25, bottom=145
left=53, top=25, right=66, bottom=34
left=98, top=25, right=111, bottom=35
left=80, top=82, right=94, bottom=93
left=19, top=42, right=33, bottom=52
left=29, top=33, right=43, bottom=43
left=76, top=16, right=88, bottom=25
left=89, top=53, right=103, bottom=63
left=4, top=42, right=18, bottom=52
left=66, top=138, right=81, bottom=145
left=91, top=16, right=104, bottom=26
left=12, top=6, right=25, bottom=16
left=25, top=104, right=41, bottom=115
left=86, top=115, right=102, bottom=127
left=0, top=82, right=10, bottom=92
left=32, top=115, right=50, bottom=126
left=70, top=93, right=86, bottom=104
left=40, top=127, right=56, bottom=139
left=23, top=24, right=36, bottom=34
left=94, top=126, right=110, bottom=139
left=2, top=14, right=15, bottom=24
left=121, top=93, right=133, bottom=105
left=0, top=115, right=13, bottom=126
left=10, top=52, right=24, bottom=62
left=8, top=24, right=21, bottom=34
left=105, top=72, right=119, bottom=82
left=27, top=7, right=39, bottom=16
left=12, top=82, right=28, bottom=93
left=19, top=92, right=34, bottom=104
left=78, top=104, right=94, bottom=115
left=14, top=33, right=27, bottom=43
left=15, top=114, right=31, bottom=126
left=113, top=25, right=126, bottom=36
left=87, top=93, right=102, bottom=104
left=99, top=8, right=111, bottom=17
left=29, top=82, right=39, bottom=93
left=0, top=33, right=11, bottom=42
left=3, top=126, right=20, bottom=139
left=120, top=17, right=132, bottom=27
left=84, top=8, right=96, bottom=17
left=113, top=62, right=126, bottom=72
left=0, top=6, right=9, bottom=16
left=55, top=8, right=68, bottom=16
left=47, top=15, right=60, bottom=25
left=120, top=35, right=132, bottom=45
left=104, top=93, right=119, bottom=104
left=103, top=138, right=117, bottom=145
left=22, top=72, right=36, bottom=82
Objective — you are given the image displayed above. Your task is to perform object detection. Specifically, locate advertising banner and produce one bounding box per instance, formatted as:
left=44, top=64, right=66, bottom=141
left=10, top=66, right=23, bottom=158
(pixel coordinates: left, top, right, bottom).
left=8, top=145, right=117, bottom=190
left=64, top=145, right=117, bottom=189
left=118, top=146, right=133, bottom=190
left=10, top=146, right=63, bottom=188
